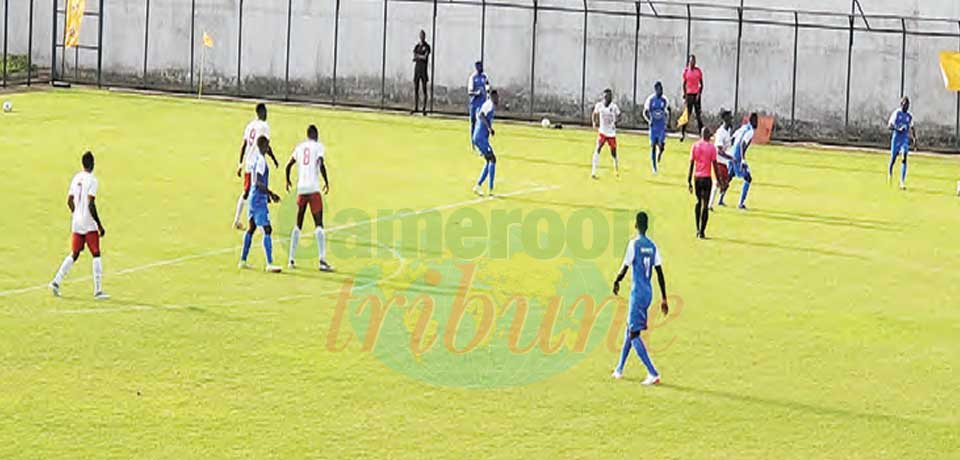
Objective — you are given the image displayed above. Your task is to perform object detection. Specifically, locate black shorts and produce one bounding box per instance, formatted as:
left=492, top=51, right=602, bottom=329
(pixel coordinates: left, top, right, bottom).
left=694, top=177, right=712, bottom=200
left=414, top=69, right=429, bottom=84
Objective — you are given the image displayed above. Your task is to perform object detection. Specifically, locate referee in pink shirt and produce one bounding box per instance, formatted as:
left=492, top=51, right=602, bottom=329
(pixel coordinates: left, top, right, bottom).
left=687, top=127, right=721, bottom=239
left=680, top=55, right=704, bottom=142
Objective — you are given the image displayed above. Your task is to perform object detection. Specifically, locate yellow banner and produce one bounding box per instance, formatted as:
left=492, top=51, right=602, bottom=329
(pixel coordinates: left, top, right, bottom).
left=940, top=51, right=960, bottom=91
left=203, top=32, right=214, bottom=48
left=64, top=0, right=87, bottom=48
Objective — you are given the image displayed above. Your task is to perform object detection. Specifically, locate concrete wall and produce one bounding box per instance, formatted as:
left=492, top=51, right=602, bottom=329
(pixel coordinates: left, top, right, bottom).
left=4, top=0, right=960, bottom=145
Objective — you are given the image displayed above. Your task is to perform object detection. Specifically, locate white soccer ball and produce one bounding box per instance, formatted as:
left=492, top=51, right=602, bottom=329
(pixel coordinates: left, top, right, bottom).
left=541, top=118, right=551, bottom=128
left=1, top=101, right=11, bottom=113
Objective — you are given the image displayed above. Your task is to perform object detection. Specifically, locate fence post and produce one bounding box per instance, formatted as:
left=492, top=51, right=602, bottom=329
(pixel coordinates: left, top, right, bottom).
left=379, top=0, right=387, bottom=109
left=734, top=6, right=743, bottom=115
left=685, top=4, right=691, bottom=66
left=529, top=0, right=537, bottom=117
left=143, top=0, right=150, bottom=85
left=844, top=9, right=853, bottom=131
left=480, top=0, right=485, bottom=64
left=236, top=0, right=243, bottom=94
left=38, top=0, right=44, bottom=86
left=631, top=1, right=639, bottom=112
left=899, top=18, right=905, bottom=98
left=429, top=0, right=437, bottom=113
left=189, top=0, right=195, bottom=90
left=97, top=0, right=104, bottom=87
left=332, top=0, right=340, bottom=105
left=579, top=0, right=587, bottom=119
left=791, top=11, right=798, bottom=134
left=2, top=0, right=7, bottom=87
left=284, top=0, right=292, bottom=100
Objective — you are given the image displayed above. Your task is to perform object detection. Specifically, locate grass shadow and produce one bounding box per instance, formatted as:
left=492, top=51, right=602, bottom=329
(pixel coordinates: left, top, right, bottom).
left=711, top=236, right=868, bottom=260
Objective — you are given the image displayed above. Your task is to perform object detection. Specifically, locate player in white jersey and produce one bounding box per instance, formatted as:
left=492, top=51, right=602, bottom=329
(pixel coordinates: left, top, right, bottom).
left=49, top=152, right=109, bottom=299
left=591, top=88, right=622, bottom=179
left=233, top=103, right=278, bottom=229
left=285, top=125, right=333, bottom=272
left=709, top=110, right=734, bottom=209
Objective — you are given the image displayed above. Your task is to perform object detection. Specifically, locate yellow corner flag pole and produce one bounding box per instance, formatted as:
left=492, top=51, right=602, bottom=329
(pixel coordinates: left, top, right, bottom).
left=199, top=32, right=214, bottom=99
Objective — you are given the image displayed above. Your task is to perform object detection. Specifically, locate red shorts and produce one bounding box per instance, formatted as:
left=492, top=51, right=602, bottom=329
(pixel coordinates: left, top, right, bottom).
left=597, top=133, right=617, bottom=150
left=297, top=192, right=324, bottom=214
left=242, top=172, right=252, bottom=193
left=71, top=231, right=101, bottom=254
left=716, top=163, right=730, bottom=189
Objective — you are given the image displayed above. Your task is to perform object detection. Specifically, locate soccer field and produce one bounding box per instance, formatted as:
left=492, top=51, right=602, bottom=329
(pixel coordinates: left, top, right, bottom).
left=0, top=89, right=958, bottom=459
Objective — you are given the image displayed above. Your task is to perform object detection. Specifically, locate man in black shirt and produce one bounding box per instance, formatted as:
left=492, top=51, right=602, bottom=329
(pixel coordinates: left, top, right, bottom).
left=412, top=30, right=431, bottom=115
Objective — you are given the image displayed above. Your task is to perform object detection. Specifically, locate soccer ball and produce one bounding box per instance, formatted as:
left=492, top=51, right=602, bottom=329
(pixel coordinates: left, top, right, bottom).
left=1, top=101, right=11, bottom=113
left=541, top=118, right=551, bottom=128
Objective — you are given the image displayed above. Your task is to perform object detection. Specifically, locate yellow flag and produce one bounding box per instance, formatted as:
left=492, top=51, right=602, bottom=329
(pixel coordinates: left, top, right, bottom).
left=940, top=51, right=960, bottom=91
left=203, top=32, right=214, bottom=48
left=64, top=0, right=87, bottom=48
left=677, top=107, right=689, bottom=128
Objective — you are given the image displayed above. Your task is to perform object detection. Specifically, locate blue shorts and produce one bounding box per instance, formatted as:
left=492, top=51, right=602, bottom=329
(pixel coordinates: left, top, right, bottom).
left=891, top=138, right=910, bottom=156
left=650, top=126, right=666, bottom=146
left=628, top=290, right=653, bottom=332
left=729, top=160, right=750, bottom=179
left=473, top=136, right=494, bottom=158
left=249, top=204, right=271, bottom=227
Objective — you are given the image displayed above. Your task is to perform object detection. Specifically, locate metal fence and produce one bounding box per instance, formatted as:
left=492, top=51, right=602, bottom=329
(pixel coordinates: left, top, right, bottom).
left=3, top=0, right=959, bottom=150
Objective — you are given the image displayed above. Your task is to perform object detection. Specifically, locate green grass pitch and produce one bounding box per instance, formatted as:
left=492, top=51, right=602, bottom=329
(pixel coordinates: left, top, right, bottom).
left=0, top=89, right=958, bottom=459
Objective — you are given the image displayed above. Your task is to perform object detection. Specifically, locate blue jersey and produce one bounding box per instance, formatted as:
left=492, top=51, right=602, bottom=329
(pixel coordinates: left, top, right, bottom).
left=889, top=109, right=913, bottom=145
left=622, top=235, right=661, bottom=300
left=644, top=94, right=670, bottom=131
left=472, top=99, right=495, bottom=141
left=731, top=123, right=755, bottom=163
left=249, top=153, right=270, bottom=210
left=468, top=72, right=488, bottom=107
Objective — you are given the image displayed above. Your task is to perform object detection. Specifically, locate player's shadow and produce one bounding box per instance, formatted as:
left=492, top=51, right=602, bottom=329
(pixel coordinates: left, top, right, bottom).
left=503, top=154, right=593, bottom=170
left=658, top=383, right=943, bottom=428
left=711, top=236, right=868, bottom=260
left=777, top=158, right=958, bottom=181
left=729, top=209, right=900, bottom=232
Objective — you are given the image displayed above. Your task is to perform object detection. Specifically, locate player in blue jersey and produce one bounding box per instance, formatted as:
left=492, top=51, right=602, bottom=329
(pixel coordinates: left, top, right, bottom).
left=468, top=61, right=490, bottom=141
left=472, top=90, right=499, bottom=197
left=612, top=211, right=669, bottom=386
left=721, top=113, right=758, bottom=210
left=887, top=96, right=916, bottom=190
left=643, top=82, right=671, bottom=174
left=239, top=136, right=283, bottom=273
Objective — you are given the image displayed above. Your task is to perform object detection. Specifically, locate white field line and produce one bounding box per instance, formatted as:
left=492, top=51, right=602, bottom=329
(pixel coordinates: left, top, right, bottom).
left=0, top=184, right=559, bottom=299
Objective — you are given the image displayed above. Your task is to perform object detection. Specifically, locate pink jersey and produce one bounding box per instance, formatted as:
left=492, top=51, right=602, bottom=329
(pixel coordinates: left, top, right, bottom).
left=683, top=67, right=703, bottom=95
left=690, top=140, right=717, bottom=178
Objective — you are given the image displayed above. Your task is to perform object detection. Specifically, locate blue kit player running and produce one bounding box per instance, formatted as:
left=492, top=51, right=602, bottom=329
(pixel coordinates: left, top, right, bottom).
left=643, top=82, right=671, bottom=174
left=612, top=212, right=669, bottom=386
left=721, top=113, right=758, bottom=210
left=472, top=90, right=499, bottom=197
left=887, top=96, right=916, bottom=190
left=467, top=61, right=490, bottom=141
left=239, top=136, right=283, bottom=273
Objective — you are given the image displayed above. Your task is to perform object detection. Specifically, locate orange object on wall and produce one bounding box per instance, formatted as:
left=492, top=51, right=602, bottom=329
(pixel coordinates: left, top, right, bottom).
left=742, top=114, right=775, bottom=144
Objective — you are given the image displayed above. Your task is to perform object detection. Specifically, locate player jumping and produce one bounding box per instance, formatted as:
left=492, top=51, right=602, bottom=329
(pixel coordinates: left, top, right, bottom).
left=721, top=113, right=758, bottom=210
left=285, top=125, right=333, bottom=272
left=887, top=96, right=916, bottom=190
left=643, top=82, right=671, bottom=174
left=591, top=88, right=622, bottom=179
left=233, top=103, right=278, bottom=229
left=472, top=90, right=499, bottom=197
left=710, top=109, right=734, bottom=209
left=239, top=136, right=283, bottom=273
left=612, top=211, right=669, bottom=385
left=49, top=151, right=109, bottom=299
